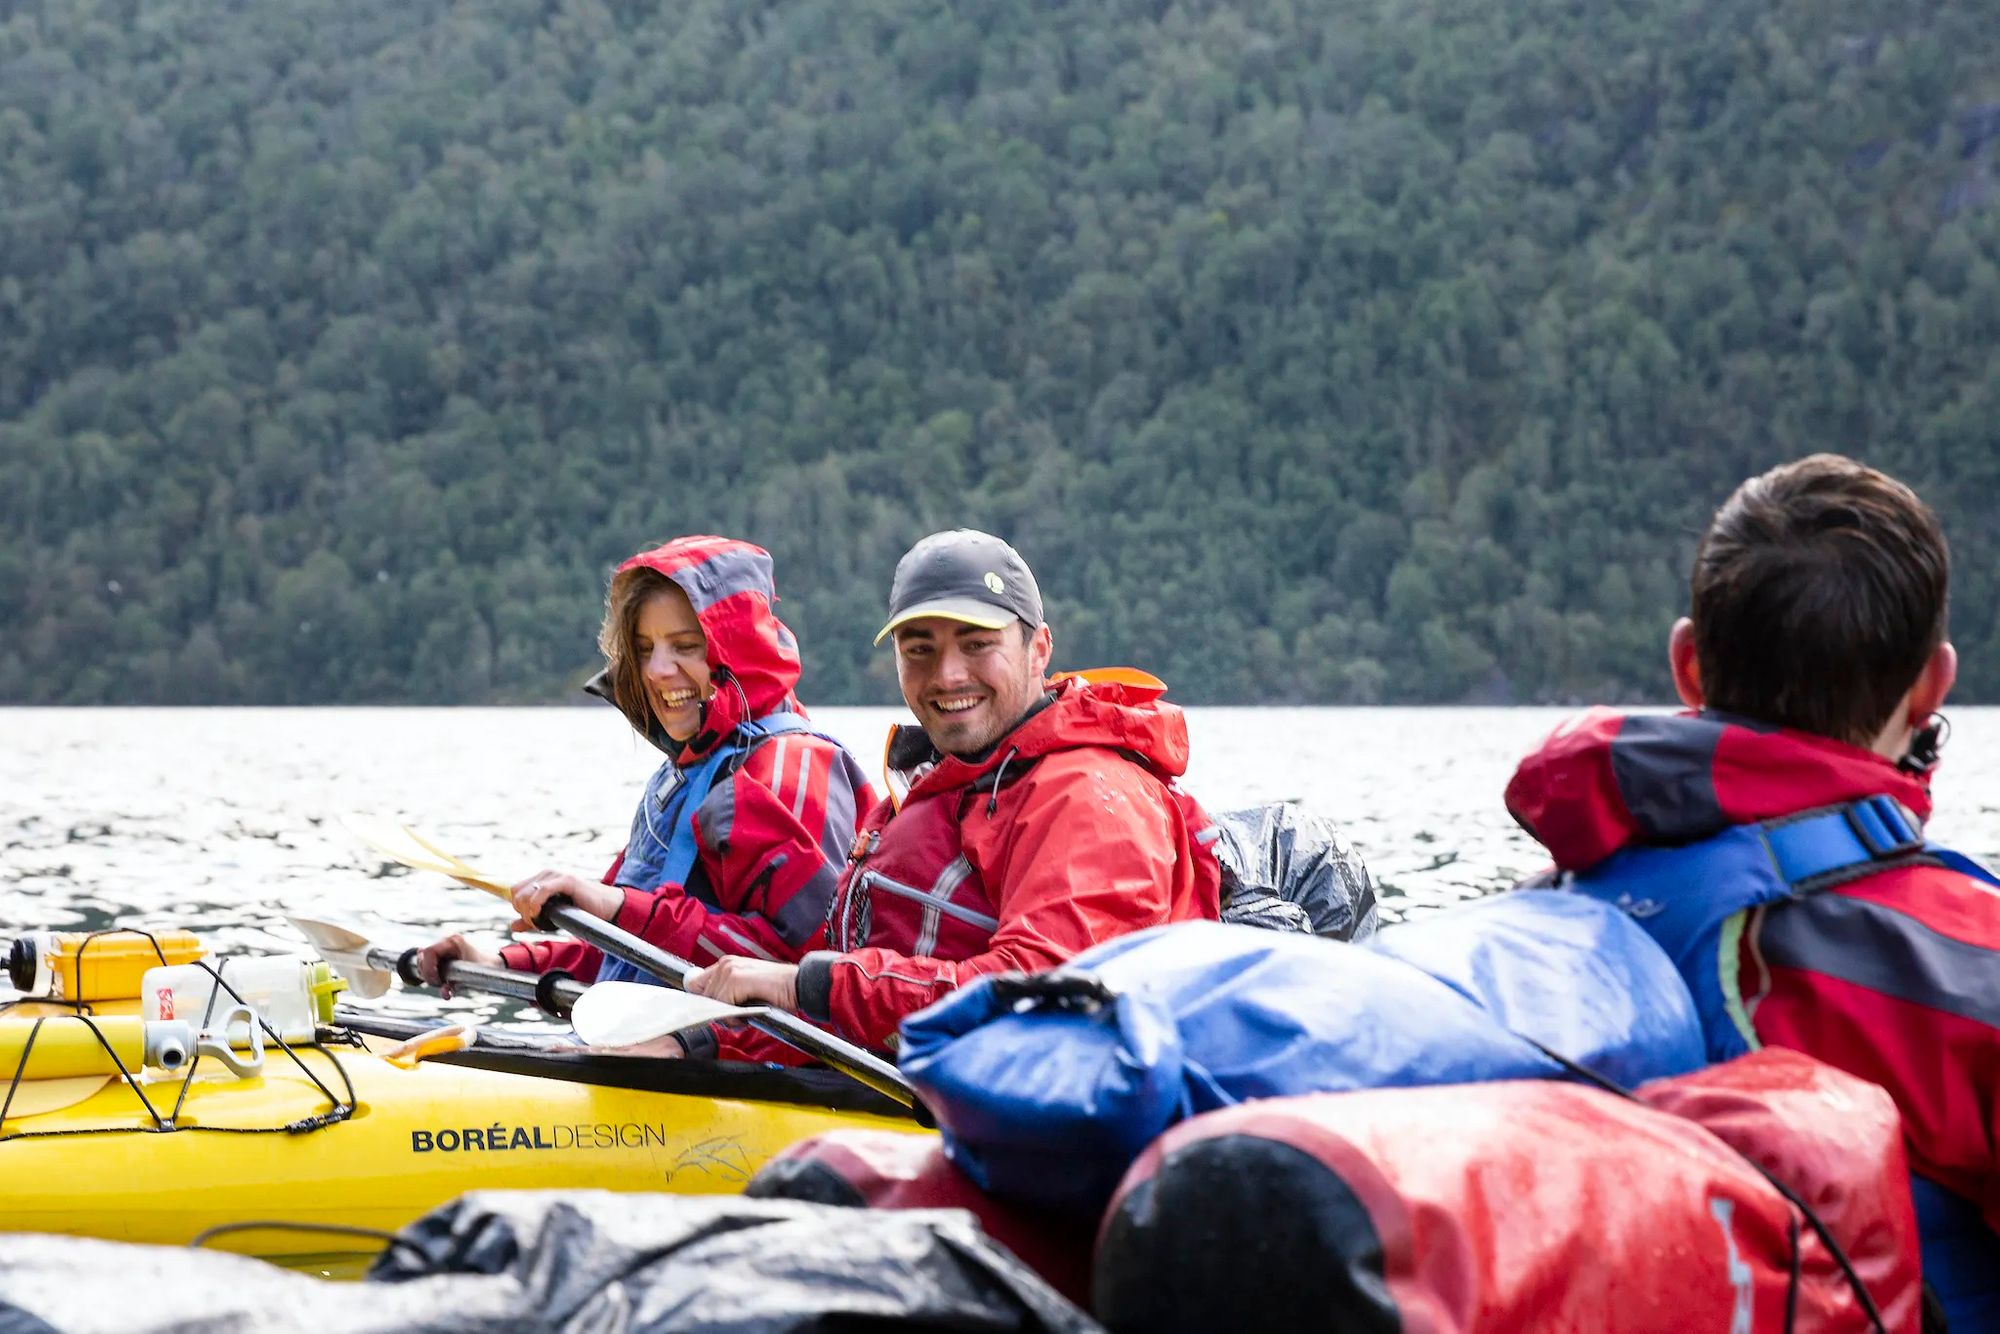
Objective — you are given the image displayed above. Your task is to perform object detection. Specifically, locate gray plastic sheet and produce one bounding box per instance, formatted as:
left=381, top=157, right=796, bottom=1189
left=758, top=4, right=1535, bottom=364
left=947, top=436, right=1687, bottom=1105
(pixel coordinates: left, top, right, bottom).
left=1212, top=801, right=1379, bottom=940
left=0, top=1191, right=1101, bottom=1333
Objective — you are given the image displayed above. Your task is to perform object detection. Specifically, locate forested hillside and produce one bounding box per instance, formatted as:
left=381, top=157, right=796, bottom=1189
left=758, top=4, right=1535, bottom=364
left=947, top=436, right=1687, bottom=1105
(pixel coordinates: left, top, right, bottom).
left=4, top=0, right=1998, bottom=705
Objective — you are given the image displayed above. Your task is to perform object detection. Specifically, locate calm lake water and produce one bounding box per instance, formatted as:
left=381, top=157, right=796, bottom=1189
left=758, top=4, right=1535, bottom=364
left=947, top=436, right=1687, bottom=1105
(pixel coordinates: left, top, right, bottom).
left=6, top=706, right=1998, bottom=1025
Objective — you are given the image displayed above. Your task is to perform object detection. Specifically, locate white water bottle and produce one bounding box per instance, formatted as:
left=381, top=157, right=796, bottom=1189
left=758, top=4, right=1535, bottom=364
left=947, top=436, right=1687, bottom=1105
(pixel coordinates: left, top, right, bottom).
left=140, top=955, right=347, bottom=1045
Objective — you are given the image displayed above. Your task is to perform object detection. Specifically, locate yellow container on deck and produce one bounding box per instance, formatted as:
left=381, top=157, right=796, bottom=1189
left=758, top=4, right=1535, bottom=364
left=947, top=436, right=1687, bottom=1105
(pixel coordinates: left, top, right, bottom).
left=6, top=930, right=207, bottom=1002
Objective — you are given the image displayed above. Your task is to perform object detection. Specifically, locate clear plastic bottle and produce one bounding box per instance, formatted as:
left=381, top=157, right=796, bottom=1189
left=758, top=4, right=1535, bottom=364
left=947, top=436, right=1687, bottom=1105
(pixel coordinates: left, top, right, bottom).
left=140, top=956, right=347, bottom=1044
left=5, top=930, right=208, bottom=1002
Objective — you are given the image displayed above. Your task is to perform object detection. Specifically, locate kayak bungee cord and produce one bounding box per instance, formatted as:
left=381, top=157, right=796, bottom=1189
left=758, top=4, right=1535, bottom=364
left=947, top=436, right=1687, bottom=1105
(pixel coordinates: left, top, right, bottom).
left=0, top=1014, right=207, bottom=1141
left=162, top=954, right=356, bottom=1133
left=0, top=1020, right=359, bottom=1145
left=0, top=1016, right=156, bottom=1128
left=102, top=929, right=359, bottom=1134
left=1, top=930, right=358, bottom=1144
left=0, top=927, right=167, bottom=1020
left=0, top=997, right=86, bottom=1018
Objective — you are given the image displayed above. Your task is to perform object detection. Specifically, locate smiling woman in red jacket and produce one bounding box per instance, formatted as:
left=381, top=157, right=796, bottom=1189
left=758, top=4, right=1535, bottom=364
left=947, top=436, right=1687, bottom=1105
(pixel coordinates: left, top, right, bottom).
left=416, top=536, right=877, bottom=991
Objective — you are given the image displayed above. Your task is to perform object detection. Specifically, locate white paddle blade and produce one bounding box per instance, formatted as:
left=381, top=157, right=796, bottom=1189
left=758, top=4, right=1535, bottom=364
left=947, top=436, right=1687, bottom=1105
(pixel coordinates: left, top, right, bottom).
left=284, top=909, right=412, bottom=1000
left=568, top=981, right=769, bottom=1047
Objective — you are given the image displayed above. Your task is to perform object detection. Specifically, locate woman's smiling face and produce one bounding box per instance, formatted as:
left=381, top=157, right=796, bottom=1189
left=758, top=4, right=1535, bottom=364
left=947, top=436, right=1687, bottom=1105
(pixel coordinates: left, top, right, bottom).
left=634, top=586, right=712, bottom=740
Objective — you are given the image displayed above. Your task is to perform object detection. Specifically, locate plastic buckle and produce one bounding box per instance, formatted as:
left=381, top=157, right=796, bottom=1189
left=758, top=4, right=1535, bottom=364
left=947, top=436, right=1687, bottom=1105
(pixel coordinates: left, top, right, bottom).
left=988, top=969, right=1118, bottom=1014
left=1843, top=796, right=1923, bottom=859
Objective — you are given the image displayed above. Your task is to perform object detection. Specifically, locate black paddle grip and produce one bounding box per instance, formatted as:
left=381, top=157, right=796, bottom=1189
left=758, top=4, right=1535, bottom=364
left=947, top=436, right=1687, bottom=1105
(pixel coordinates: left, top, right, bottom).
left=395, top=947, right=426, bottom=988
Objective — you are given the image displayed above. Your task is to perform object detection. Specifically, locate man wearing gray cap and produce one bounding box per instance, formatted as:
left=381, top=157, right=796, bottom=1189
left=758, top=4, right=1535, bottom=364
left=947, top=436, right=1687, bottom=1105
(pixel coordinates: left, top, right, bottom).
left=688, top=528, right=1221, bottom=1053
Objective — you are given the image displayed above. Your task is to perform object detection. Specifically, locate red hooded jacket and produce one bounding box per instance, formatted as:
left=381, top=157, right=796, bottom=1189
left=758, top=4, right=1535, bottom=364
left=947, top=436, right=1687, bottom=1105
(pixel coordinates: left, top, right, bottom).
left=501, top=537, right=878, bottom=980
left=747, top=674, right=1223, bottom=1053
left=1506, top=708, right=2000, bottom=1232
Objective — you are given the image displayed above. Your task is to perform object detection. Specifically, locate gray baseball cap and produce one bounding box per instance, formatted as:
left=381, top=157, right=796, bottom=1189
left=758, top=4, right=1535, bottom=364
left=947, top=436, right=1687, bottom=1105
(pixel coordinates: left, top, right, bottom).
left=874, top=529, right=1044, bottom=645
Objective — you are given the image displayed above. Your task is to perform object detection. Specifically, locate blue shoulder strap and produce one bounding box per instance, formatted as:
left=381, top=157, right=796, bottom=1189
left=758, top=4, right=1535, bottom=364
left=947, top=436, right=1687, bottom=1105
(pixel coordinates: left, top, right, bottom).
left=737, top=710, right=813, bottom=740
left=1762, top=795, right=1926, bottom=890
left=597, top=710, right=819, bottom=987
left=648, top=710, right=816, bottom=889
left=1762, top=793, right=1999, bottom=892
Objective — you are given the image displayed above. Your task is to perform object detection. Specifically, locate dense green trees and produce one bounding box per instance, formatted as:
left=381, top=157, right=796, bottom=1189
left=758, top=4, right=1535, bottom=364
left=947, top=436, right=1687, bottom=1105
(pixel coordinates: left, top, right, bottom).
left=2, top=0, right=1997, bottom=705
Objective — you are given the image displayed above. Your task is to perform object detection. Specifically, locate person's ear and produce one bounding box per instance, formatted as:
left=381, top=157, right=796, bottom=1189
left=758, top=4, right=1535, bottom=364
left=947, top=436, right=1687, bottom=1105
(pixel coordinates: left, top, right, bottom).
left=1668, top=617, right=1704, bottom=708
left=1029, top=623, right=1054, bottom=678
left=1910, top=641, right=1957, bottom=720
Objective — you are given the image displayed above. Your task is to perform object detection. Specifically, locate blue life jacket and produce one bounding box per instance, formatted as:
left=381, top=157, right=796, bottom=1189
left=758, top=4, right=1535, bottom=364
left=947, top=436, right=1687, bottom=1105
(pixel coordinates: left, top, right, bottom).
left=1559, top=793, right=2000, bottom=1328
left=596, top=710, right=816, bottom=986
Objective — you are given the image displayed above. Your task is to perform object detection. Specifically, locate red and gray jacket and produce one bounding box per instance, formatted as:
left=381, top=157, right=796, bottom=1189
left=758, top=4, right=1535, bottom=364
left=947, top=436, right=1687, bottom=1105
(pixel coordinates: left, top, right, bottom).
left=733, top=674, right=1222, bottom=1055
left=1505, top=708, right=2000, bottom=1320
left=502, top=537, right=877, bottom=981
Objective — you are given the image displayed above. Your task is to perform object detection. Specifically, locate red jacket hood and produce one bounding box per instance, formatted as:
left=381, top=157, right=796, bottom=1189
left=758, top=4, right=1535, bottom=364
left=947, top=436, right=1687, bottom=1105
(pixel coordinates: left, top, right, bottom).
left=616, top=536, right=805, bottom=761
left=1505, top=707, right=1934, bottom=873
left=902, top=675, right=1191, bottom=802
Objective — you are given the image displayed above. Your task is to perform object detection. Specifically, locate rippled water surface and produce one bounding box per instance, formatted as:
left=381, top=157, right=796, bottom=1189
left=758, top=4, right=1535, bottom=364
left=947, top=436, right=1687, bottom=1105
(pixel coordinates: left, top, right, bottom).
left=7, top=706, right=1998, bottom=1025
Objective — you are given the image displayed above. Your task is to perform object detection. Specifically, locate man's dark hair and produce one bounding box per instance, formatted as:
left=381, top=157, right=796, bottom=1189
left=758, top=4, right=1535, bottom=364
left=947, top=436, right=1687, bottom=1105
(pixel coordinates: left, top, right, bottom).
left=1690, top=453, right=1948, bottom=746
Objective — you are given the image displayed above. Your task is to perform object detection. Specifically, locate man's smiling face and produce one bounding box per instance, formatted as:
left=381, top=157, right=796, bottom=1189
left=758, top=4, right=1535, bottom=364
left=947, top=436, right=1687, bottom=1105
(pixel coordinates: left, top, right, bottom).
left=893, top=616, right=1053, bottom=756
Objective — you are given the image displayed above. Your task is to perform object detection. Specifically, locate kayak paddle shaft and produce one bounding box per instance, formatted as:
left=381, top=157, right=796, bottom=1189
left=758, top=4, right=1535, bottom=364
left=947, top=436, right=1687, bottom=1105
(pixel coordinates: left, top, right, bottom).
left=535, top=898, right=923, bottom=1117
left=338, top=817, right=926, bottom=1117
left=358, top=945, right=587, bottom=1018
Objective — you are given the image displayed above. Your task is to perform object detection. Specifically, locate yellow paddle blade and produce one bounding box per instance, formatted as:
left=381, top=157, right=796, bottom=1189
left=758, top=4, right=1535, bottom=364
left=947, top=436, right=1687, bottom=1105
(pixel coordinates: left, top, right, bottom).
left=399, top=823, right=482, bottom=873
left=0, top=1074, right=115, bottom=1122
left=340, top=814, right=516, bottom=901
left=379, top=1023, right=476, bottom=1069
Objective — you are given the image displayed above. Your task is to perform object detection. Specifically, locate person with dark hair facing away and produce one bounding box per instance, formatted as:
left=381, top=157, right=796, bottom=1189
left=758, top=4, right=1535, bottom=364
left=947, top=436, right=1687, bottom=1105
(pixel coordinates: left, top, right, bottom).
left=415, top=536, right=878, bottom=993
left=677, top=528, right=1222, bottom=1056
left=1504, top=454, right=2000, bottom=1328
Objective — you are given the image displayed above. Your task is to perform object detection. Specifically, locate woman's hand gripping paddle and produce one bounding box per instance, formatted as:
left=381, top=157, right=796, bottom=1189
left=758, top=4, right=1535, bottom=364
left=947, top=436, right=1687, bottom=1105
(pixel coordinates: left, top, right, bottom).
left=338, top=815, right=926, bottom=1117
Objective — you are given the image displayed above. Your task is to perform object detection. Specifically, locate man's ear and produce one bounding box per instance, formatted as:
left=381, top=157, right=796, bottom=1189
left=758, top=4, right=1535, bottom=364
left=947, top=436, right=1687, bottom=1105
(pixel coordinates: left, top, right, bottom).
left=1029, top=623, right=1054, bottom=678
left=1668, top=617, right=1704, bottom=708
left=1910, top=641, right=1957, bottom=720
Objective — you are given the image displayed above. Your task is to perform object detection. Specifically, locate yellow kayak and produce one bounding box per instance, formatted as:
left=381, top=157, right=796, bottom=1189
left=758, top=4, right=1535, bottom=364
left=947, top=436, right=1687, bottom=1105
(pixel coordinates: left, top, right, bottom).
left=0, top=1003, right=921, bottom=1275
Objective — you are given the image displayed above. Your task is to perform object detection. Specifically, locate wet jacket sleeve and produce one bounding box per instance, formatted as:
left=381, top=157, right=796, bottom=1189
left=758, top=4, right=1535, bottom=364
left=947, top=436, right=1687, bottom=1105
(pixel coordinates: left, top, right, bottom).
left=800, top=752, right=1186, bottom=1051
left=498, top=937, right=604, bottom=983
left=610, top=735, right=876, bottom=967
left=1745, top=866, right=2000, bottom=1229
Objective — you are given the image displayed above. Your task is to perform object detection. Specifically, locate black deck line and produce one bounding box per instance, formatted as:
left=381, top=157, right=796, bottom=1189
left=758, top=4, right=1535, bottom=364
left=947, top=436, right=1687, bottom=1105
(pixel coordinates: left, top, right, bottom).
left=334, top=1008, right=918, bottom=1122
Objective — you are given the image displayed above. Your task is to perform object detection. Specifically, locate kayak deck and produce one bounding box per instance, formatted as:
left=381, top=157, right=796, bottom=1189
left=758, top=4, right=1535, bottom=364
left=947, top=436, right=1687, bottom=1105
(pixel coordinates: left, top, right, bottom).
left=0, top=1006, right=921, bottom=1270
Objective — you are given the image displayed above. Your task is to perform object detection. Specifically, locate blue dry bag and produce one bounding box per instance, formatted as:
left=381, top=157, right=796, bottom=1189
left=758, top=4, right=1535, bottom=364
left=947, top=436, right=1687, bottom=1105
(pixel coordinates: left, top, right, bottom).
left=897, top=892, right=1704, bottom=1212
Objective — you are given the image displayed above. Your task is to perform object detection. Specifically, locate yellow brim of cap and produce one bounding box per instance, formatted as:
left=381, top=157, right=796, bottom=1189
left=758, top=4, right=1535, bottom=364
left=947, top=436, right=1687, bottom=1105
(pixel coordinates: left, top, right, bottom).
left=874, top=601, right=1017, bottom=645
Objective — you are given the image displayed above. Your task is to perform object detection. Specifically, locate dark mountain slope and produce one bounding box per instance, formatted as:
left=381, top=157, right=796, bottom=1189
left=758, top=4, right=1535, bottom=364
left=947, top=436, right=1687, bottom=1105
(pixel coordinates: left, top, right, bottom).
left=2, top=0, right=1995, bottom=703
